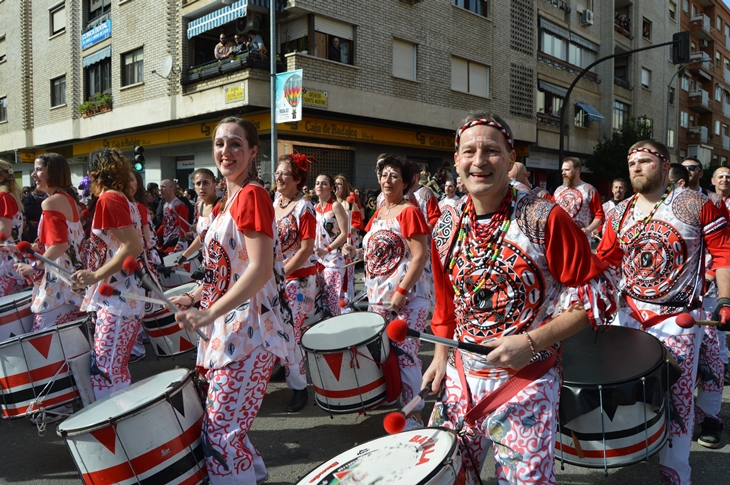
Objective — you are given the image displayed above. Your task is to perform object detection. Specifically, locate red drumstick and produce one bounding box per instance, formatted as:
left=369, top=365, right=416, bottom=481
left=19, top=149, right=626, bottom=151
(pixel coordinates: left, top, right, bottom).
left=675, top=313, right=723, bottom=328
left=386, top=319, right=492, bottom=356
left=123, top=257, right=208, bottom=341
left=17, top=240, right=74, bottom=275
left=383, top=387, right=430, bottom=434
left=0, top=232, right=33, bottom=285
left=81, top=209, right=91, bottom=218
left=98, top=284, right=166, bottom=306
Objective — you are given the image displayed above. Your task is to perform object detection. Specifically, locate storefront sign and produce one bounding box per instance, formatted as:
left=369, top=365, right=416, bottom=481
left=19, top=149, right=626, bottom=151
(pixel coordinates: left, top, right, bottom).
left=81, top=19, right=112, bottom=50
left=176, top=160, right=195, bottom=169
left=224, top=84, right=245, bottom=104
left=303, top=88, right=328, bottom=109
left=526, top=152, right=559, bottom=170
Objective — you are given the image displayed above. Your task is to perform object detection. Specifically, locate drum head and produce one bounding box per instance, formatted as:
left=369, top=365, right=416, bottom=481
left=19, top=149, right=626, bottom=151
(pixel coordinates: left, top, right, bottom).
left=562, top=325, right=665, bottom=386
left=0, top=290, right=33, bottom=308
left=301, top=313, right=385, bottom=352
left=58, top=368, right=190, bottom=434
left=297, top=428, right=457, bottom=485
left=164, top=282, right=200, bottom=297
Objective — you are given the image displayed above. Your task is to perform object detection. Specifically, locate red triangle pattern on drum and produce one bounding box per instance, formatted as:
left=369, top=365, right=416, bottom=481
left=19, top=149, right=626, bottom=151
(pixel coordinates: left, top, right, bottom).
left=179, top=336, right=195, bottom=352
left=28, top=334, right=54, bottom=360
left=323, top=354, right=343, bottom=381
left=91, top=425, right=118, bottom=454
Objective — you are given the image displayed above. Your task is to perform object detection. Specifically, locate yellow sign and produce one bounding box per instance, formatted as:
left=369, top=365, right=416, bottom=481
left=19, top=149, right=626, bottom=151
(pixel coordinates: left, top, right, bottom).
left=72, top=114, right=454, bottom=156
left=18, top=152, right=37, bottom=163
left=515, top=144, right=529, bottom=158
left=303, top=88, right=328, bottom=109
left=224, top=84, right=245, bottom=104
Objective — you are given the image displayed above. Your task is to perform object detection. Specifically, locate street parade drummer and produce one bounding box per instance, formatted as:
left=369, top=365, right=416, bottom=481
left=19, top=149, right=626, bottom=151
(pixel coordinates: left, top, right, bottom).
left=596, top=140, right=730, bottom=485
left=423, top=112, right=617, bottom=484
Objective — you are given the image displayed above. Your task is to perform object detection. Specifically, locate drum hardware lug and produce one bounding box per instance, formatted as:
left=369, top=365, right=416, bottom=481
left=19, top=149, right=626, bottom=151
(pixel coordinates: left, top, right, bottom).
left=598, top=384, right=608, bottom=477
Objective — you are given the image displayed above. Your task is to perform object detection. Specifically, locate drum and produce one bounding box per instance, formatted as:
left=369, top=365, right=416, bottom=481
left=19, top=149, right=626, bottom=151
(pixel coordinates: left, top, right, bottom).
left=557, top=325, right=680, bottom=470
left=0, top=318, right=90, bottom=419
left=297, top=428, right=464, bottom=485
left=0, top=290, right=34, bottom=342
left=143, top=283, right=199, bottom=357
left=57, top=368, right=207, bottom=485
left=301, top=312, right=390, bottom=414
left=160, top=251, right=200, bottom=288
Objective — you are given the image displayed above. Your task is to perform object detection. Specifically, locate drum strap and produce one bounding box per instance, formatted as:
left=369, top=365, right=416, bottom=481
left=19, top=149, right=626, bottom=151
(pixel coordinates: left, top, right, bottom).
left=623, top=296, right=681, bottom=329
left=455, top=350, right=556, bottom=427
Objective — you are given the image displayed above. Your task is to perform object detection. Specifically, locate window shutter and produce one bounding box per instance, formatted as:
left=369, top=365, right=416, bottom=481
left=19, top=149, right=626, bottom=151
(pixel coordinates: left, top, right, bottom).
left=451, top=57, right=468, bottom=92
left=393, top=39, right=415, bottom=80
left=314, top=16, right=353, bottom=40
left=0, top=38, right=6, bottom=59
left=53, top=7, right=66, bottom=32
left=283, top=16, right=308, bottom=41
left=469, top=62, right=488, bottom=97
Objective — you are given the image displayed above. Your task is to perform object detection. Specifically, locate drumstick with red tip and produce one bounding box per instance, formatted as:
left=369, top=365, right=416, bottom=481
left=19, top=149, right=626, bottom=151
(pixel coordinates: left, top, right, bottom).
left=383, top=387, right=431, bottom=434
left=81, top=209, right=91, bottom=219
left=675, top=313, right=724, bottom=328
left=98, top=284, right=167, bottom=306
left=0, top=232, right=34, bottom=285
left=16, top=241, right=74, bottom=276
left=386, top=318, right=492, bottom=356
left=122, top=257, right=208, bottom=341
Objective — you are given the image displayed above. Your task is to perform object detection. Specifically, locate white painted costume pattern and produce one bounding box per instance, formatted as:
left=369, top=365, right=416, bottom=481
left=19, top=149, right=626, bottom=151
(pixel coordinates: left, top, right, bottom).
left=554, top=182, right=600, bottom=229
left=0, top=192, right=26, bottom=296
left=315, top=200, right=345, bottom=317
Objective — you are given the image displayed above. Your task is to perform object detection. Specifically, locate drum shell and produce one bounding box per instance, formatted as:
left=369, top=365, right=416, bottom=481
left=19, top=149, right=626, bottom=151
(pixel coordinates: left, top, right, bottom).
left=301, top=314, right=390, bottom=414
left=0, top=291, right=34, bottom=342
left=296, top=428, right=463, bottom=485
left=58, top=369, right=206, bottom=485
left=557, top=325, right=679, bottom=468
left=0, top=319, right=90, bottom=419
left=161, top=252, right=200, bottom=289
left=142, top=283, right=199, bottom=357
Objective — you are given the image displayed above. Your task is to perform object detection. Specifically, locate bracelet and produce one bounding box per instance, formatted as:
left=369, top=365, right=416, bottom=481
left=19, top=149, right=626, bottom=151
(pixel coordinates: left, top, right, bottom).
left=525, top=332, right=537, bottom=357
left=395, top=285, right=408, bottom=296
left=183, top=292, right=197, bottom=305
left=326, top=245, right=332, bottom=252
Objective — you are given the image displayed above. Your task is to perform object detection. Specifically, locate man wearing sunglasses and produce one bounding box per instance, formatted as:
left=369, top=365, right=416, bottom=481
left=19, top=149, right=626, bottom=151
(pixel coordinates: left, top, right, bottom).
left=681, top=157, right=707, bottom=193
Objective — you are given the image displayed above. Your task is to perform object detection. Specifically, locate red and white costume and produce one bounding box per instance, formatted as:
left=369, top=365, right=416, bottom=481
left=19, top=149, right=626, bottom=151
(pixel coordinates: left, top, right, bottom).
left=439, top=195, right=462, bottom=211
left=363, top=206, right=432, bottom=411
left=530, top=185, right=552, bottom=200
left=413, top=185, right=441, bottom=228
left=0, top=192, right=26, bottom=295
left=597, top=186, right=730, bottom=485
left=509, top=179, right=532, bottom=194
left=553, top=181, right=604, bottom=231
left=30, top=193, right=85, bottom=332
left=198, top=184, right=295, bottom=485
left=156, top=197, right=189, bottom=254
left=276, top=197, right=317, bottom=391
left=81, top=192, right=146, bottom=400
left=430, top=192, right=616, bottom=485
left=315, top=198, right=347, bottom=317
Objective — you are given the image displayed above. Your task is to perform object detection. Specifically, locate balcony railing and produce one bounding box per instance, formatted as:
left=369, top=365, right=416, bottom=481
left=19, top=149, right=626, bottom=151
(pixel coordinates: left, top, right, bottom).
left=690, top=13, right=712, bottom=40
left=723, top=135, right=730, bottom=151
left=181, top=54, right=284, bottom=86
left=725, top=68, right=730, bottom=85
left=724, top=102, right=730, bottom=118
left=84, top=12, right=110, bottom=33
left=614, top=16, right=631, bottom=39
left=537, top=112, right=561, bottom=127
left=614, top=77, right=631, bottom=90
left=726, top=36, right=730, bottom=50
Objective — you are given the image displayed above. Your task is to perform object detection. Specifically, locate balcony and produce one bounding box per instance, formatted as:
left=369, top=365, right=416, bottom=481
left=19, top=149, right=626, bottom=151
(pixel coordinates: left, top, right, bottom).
left=180, top=54, right=284, bottom=86
left=614, top=15, right=631, bottom=39
left=537, top=112, right=561, bottom=127
left=690, top=14, right=712, bottom=41
left=688, top=52, right=714, bottom=80
left=724, top=102, right=730, bottom=118
left=726, top=36, right=730, bottom=50
left=725, top=68, right=730, bottom=85
left=688, top=126, right=709, bottom=144
left=723, top=135, right=730, bottom=151
left=688, top=89, right=712, bottom=113
left=614, top=77, right=631, bottom=90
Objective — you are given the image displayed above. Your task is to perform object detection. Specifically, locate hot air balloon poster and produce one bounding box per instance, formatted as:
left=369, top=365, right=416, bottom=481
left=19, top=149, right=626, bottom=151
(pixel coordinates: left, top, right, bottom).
left=275, top=69, right=303, bottom=123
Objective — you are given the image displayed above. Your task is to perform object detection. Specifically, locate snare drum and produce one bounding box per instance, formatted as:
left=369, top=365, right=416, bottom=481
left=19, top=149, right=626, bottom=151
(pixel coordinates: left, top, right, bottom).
left=57, top=368, right=207, bottom=485
left=143, top=283, right=199, bottom=357
left=301, top=312, right=390, bottom=414
left=297, top=428, right=464, bottom=485
left=0, top=290, right=34, bottom=342
left=160, top=251, right=200, bottom=288
left=0, top=318, right=90, bottom=419
left=557, top=325, right=680, bottom=470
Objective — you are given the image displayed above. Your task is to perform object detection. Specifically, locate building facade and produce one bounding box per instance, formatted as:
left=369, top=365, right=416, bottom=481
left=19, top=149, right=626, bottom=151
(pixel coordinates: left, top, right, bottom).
left=0, top=0, right=686, bottom=195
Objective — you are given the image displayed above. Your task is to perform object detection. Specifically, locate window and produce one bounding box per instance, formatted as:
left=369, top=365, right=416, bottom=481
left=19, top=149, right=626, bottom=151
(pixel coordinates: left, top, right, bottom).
left=392, top=39, right=416, bottom=81
left=50, top=3, right=66, bottom=36
left=541, top=31, right=567, bottom=60
left=691, top=42, right=696, bottom=53
left=683, top=0, right=689, bottom=13
left=726, top=24, right=730, bottom=38
left=88, top=0, right=111, bottom=22
left=715, top=120, right=721, bottom=135
left=717, top=51, right=722, bottom=67
left=575, top=107, right=586, bottom=128
left=613, top=100, right=629, bottom=130
left=723, top=157, right=728, bottom=166
left=641, top=68, right=651, bottom=89
left=681, top=74, right=690, bottom=91
left=537, top=89, right=564, bottom=117
left=451, top=57, right=489, bottom=97
left=689, top=115, right=695, bottom=126
left=0, top=36, right=5, bottom=63
left=122, top=48, right=143, bottom=86
left=642, top=18, right=652, bottom=40
left=51, top=76, right=66, bottom=107
left=681, top=111, right=688, bottom=128
left=451, top=0, right=488, bottom=18
left=0, top=97, right=6, bottom=122
left=668, top=129, right=675, bottom=148
left=669, top=1, right=677, bottom=21
left=313, top=17, right=355, bottom=65
left=692, top=4, right=698, bottom=17
left=717, top=83, right=723, bottom=101
left=638, top=118, right=653, bottom=136
left=569, top=43, right=597, bottom=70
left=718, top=16, right=722, bottom=31
left=669, top=87, right=675, bottom=105
left=723, top=124, right=729, bottom=137
left=85, top=58, right=111, bottom=99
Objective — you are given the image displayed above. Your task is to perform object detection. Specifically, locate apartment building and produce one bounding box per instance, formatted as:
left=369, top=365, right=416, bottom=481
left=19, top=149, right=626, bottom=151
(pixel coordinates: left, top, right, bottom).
left=0, top=0, right=682, bottom=192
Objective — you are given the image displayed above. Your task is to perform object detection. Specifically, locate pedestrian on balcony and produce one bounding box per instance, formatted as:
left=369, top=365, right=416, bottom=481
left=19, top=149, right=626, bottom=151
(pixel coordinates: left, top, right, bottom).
left=247, top=30, right=266, bottom=59
left=214, top=33, right=234, bottom=60
left=232, top=33, right=247, bottom=57
left=328, top=37, right=341, bottom=62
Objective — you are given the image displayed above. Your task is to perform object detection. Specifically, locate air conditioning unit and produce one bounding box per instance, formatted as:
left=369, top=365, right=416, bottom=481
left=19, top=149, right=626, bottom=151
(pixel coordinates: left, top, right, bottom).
left=237, top=13, right=259, bottom=34
left=581, top=9, right=594, bottom=25
left=700, top=39, right=709, bottom=48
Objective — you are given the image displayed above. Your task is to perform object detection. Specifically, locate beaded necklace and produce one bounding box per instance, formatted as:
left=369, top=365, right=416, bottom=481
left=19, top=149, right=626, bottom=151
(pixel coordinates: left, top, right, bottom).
left=618, top=184, right=673, bottom=242
left=447, top=187, right=517, bottom=298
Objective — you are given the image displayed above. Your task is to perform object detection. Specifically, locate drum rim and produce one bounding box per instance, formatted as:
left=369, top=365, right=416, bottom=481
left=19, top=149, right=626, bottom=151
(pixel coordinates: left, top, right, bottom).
left=296, top=427, right=458, bottom=484
left=57, top=368, right=192, bottom=436
left=0, top=291, right=33, bottom=309
left=300, top=314, right=386, bottom=352
left=0, top=317, right=88, bottom=349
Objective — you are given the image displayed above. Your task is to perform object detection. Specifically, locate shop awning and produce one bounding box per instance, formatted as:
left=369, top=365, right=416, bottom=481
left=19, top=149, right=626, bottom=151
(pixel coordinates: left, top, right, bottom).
left=187, top=0, right=248, bottom=39
left=575, top=102, right=605, bottom=123
left=82, top=46, right=111, bottom=68
left=249, top=0, right=285, bottom=9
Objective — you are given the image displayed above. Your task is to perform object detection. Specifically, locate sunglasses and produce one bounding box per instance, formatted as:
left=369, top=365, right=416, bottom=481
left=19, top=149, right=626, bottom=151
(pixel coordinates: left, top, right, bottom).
left=685, top=165, right=701, bottom=172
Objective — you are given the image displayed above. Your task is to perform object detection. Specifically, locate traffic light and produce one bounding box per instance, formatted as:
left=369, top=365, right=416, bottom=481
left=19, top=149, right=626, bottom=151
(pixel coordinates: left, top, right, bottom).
left=672, top=31, right=690, bottom=64
left=133, top=146, right=145, bottom=171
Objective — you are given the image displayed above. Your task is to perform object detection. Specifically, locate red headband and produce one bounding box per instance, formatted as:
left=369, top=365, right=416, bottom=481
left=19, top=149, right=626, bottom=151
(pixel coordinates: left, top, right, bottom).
left=628, top=147, right=668, bottom=165
left=455, top=118, right=514, bottom=151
